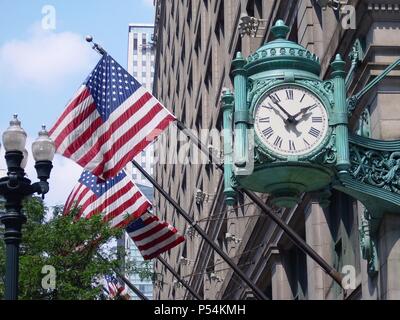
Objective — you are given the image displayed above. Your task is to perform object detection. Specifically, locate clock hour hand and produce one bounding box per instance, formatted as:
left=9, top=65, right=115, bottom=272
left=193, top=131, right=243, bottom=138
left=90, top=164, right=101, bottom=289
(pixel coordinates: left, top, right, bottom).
left=292, top=104, right=318, bottom=120
left=292, top=107, right=310, bottom=119
left=295, top=112, right=312, bottom=124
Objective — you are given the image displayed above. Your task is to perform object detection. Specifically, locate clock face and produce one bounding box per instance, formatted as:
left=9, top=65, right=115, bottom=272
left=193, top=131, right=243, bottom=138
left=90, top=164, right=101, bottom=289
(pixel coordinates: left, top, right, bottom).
left=254, top=85, right=329, bottom=157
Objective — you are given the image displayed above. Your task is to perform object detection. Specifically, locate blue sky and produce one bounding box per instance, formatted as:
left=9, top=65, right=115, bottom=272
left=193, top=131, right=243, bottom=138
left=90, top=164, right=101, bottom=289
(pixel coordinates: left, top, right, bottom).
left=0, top=0, right=155, bottom=206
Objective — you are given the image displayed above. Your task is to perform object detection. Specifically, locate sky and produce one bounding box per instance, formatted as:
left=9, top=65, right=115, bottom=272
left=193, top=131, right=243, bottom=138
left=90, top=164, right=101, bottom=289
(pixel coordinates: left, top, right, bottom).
left=0, top=0, right=155, bottom=207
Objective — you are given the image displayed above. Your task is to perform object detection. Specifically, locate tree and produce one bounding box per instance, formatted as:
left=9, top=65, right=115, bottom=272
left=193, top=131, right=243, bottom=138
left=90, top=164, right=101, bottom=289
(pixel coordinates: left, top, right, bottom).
left=0, top=197, right=152, bottom=300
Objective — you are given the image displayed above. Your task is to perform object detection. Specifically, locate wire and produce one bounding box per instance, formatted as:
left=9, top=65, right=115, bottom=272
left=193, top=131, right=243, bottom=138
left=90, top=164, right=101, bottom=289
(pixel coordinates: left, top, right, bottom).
left=196, top=213, right=263, bottom=223
left=181, top=241, right=266, bottom=280
left=180, top=261, right=255, bottom=279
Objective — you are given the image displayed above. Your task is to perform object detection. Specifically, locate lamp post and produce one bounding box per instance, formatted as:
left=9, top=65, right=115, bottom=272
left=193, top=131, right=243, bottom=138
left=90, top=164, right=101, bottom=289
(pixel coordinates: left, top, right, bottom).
left=0, top=114, right=55, bottom=300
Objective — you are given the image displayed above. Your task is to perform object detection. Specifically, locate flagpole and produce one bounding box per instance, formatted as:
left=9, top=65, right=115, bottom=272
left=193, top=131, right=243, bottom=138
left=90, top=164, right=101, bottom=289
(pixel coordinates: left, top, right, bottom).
left=131, top=159, right=268, bottom=300
left=157, top=256, right=202, bottom=300
left=82, top=38, right=341, bottom=289
left=175, top=120, right=344, bottom=287
left=97, top=254, right=148, bottom=300
left=85, top=35, right=107, bottom=55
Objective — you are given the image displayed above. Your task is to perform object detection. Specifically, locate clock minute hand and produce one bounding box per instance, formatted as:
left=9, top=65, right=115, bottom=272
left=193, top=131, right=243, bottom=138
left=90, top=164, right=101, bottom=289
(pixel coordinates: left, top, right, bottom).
left=271, top=100, right=295, bottom=122
left=265, top=105, right=288, bottom=122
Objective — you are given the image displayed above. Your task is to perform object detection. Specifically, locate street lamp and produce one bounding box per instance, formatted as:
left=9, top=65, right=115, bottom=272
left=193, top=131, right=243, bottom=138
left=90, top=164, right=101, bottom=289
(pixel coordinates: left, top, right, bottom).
left=0, top=115, right=55, bottom=300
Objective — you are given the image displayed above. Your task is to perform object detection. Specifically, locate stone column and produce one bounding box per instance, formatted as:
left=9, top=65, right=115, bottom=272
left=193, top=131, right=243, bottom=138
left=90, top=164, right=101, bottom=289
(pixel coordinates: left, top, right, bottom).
left=271, top=250, right=292, bottom=300
left=378, top=213, right=400, bottom=299
left=304, top=198, right=335, bottom=299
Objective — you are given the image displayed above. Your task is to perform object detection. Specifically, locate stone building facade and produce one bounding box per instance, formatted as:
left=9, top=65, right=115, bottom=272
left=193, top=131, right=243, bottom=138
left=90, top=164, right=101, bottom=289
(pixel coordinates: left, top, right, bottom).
left=151, top=0, right=400, bottom=300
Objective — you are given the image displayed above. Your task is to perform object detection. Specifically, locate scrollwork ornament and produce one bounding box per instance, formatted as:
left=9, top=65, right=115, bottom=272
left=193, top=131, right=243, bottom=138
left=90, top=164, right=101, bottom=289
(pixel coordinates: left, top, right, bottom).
left=247, top=79, right=279, bottom=106
left=308, top=132, right=337, bottom=165
left=349, top=145, right=400, bottom=195
left=359, top=209, right=378, bottom=275
left=347, top=95, right=358, bottom=116
left=253, top=144, right=277, bottom=164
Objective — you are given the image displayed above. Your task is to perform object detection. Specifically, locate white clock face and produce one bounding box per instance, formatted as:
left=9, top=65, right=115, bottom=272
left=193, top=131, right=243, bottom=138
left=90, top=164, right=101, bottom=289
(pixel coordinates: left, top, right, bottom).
left=254, top=85, right=329, bottom=157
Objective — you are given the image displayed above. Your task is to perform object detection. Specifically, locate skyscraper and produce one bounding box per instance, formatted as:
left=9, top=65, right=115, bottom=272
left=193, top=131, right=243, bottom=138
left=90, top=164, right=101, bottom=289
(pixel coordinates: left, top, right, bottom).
left=151, top=0, right=400, bottom=300
left=119, top=23, right=156, bottom=300
left=127, top=23, right=156, bottom=187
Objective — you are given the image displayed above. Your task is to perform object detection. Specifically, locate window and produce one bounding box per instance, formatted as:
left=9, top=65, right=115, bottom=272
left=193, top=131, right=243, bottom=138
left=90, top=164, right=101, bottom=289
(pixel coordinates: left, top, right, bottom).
left=329, top=191, right=361, bottom=297
left=194, top=19, right=202, bottom=56
left=215, top=1, right=225, bottom=43
left=205, top=55, right=212, bottom=90
left=246, top=0, right=263, bottom=18
left=285, top=247, right=308, bottom=299
left=187, top=0, right=192, bottom=26
left=133, top=33, right=138, bottom=53
left=187, top=66, right=193, bottom=94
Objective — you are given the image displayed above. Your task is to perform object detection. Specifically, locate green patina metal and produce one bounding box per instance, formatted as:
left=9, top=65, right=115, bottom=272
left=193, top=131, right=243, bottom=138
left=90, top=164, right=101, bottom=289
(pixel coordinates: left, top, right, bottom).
left=221, top=89, right=236, bottom=206
left=222, top=19, right=400, bottom=275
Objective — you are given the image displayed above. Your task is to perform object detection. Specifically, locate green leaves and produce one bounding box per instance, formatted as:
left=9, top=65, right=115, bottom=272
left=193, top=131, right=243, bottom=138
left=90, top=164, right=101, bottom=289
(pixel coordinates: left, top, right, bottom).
left=0, top=197, right=151, bottom=300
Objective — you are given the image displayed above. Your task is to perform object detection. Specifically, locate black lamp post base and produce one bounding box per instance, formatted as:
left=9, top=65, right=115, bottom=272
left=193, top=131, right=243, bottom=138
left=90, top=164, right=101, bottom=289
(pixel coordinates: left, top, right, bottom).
left=0, top=209, right=26, bottom=300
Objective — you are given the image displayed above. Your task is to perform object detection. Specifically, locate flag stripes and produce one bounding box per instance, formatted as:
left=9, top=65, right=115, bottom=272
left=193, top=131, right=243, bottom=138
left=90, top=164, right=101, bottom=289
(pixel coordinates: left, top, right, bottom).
left=64, top=170, right=150, bottom=229
left=126, top=212, right=185, bottom=260
left=49, top=54, right=175, bottom=180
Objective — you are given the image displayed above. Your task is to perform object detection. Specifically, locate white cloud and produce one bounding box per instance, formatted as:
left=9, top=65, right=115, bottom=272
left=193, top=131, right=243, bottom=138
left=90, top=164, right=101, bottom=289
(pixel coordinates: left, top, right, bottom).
left=142, top=0, right=155, bottom=7
left=40, top=155, right=82, bottom=207
left=0, top=25, right=95, bottom=88
left=0, top=138, right=82, bottom=208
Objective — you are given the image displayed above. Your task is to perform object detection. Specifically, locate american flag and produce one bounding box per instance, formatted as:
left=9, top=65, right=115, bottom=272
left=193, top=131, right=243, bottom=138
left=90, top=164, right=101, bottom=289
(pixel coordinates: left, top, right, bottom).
left=126, top=212, right=185, bottom=260
left=64, top=169, right=150, bottom=228
left=103, top=275, right=127, bottom=299
left=49, top=54, right=175, bottom=180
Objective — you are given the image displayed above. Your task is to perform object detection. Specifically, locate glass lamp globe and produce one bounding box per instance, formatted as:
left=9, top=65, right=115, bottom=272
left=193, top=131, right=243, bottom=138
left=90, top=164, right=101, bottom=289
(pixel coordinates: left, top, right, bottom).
left=2, top=114, right=27, bottom=152
left=32, top=125, right=56, bottom=162
left=21, top=149, right=29, bottom=169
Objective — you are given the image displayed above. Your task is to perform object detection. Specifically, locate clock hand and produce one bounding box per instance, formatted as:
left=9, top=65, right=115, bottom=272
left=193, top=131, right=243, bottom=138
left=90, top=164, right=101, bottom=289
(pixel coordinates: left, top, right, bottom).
left=295, top=112, right=312, bottom=124
left=292, top=107, right=311, bottom=119
left=271, top=100, right=295, bottom=123
left=292, top=104, right=318, bottom=120
left=264, top=105, right=288, bottom=123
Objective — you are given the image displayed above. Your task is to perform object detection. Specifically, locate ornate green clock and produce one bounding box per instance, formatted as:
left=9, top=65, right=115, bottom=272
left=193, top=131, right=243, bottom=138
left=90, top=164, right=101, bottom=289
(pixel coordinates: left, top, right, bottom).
left=222, top=19, right=400, bottom=274
left=253, top=85, right=329, bottom=157
left=222, top=20, right=339, bottom=208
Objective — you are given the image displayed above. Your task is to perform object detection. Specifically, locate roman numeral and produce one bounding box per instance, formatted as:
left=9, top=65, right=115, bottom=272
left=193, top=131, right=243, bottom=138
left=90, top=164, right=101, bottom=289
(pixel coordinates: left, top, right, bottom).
left=259, top=117, right=270, bottom=123
left=273, top=136, right=283, bottom=148
left=308, top=127, right=320, bottom=138
left=269, top=93, right=281, bottom=103
left=286, top=89, right=294, bottom=100
left=262, top=127, right=274, bottom=139
left=262, top=103, right=274, bottom=110
left=303, top=138, right=310, bottom=146
left=312, top=117, right=323, bottom=123
left=300, top=93, right=306, bottom=102
left=289, top=140, right=296, bottom=151
left=308, top=103, right=318, bottom=111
